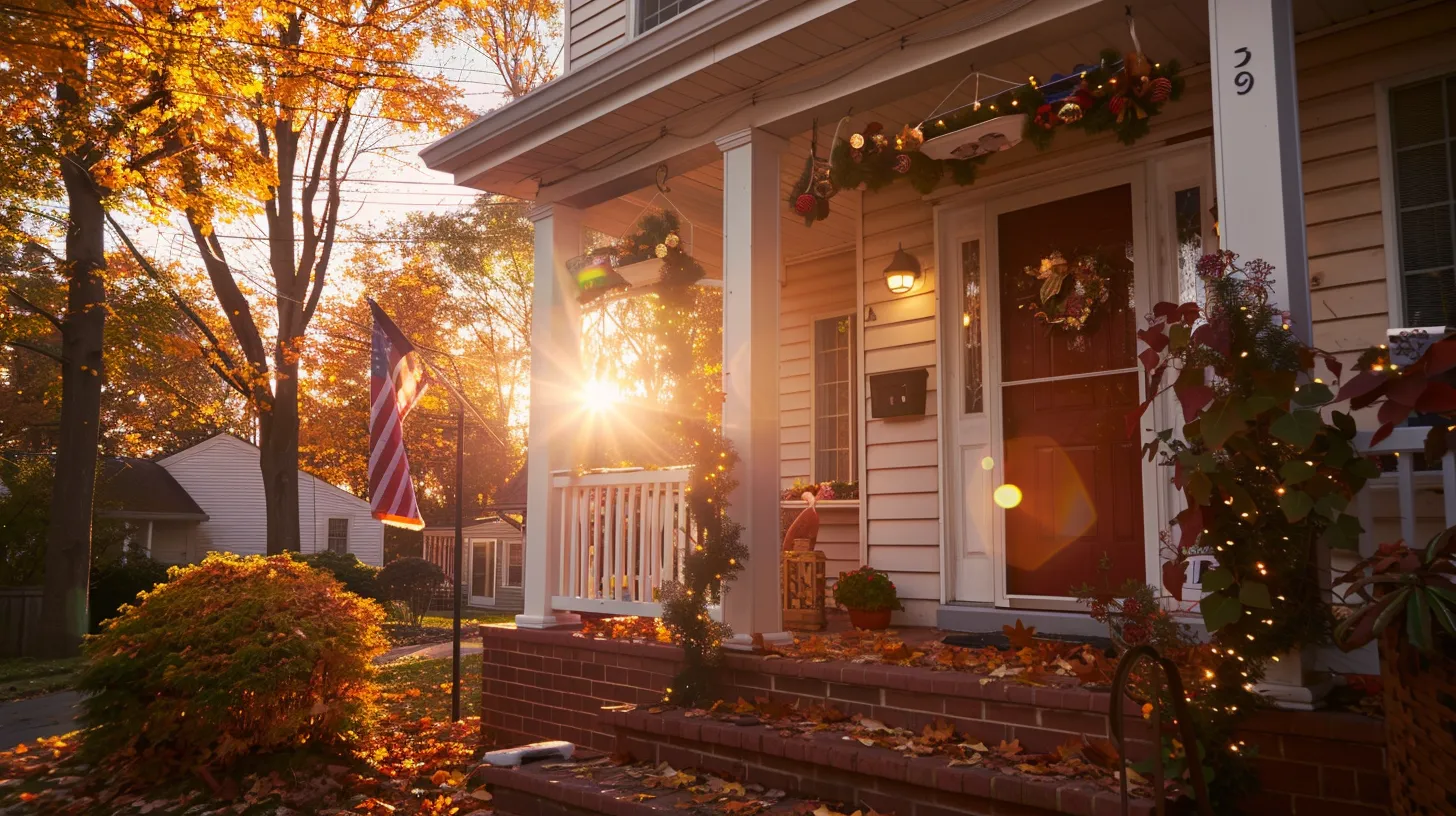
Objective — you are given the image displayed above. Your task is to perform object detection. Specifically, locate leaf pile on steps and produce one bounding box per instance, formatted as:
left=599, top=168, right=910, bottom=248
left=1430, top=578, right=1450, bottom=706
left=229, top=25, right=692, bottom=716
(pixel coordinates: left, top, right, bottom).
left=634, top=697, right=1166, bottom=800
left=768, top=625, right=1117, bottom=687
left=0, top=716, right=488, bottom=815
left=531, top=754, right=890, bottom=816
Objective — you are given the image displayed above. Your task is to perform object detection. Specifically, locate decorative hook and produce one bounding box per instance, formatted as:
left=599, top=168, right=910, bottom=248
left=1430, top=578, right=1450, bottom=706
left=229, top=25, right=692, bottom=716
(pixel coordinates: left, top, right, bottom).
left=655, top=164, right=671, bottom=194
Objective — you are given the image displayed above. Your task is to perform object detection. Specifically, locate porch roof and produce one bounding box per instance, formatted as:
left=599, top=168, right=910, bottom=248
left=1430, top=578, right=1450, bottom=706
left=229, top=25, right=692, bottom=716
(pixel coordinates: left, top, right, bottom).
left=421, top=0, right=1397, bottom=210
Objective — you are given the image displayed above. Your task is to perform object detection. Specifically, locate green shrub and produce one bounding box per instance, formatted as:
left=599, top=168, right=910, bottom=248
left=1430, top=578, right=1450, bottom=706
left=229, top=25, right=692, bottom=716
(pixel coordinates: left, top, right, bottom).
left=88, top=552, right=169, bottom=632
left=76, top=552, right=386, bottom=773
left=377, top=556, right=445, bottom=626
left=291, top=550, right=382, bottom=600
left=832, top=566, right=904, bottom=613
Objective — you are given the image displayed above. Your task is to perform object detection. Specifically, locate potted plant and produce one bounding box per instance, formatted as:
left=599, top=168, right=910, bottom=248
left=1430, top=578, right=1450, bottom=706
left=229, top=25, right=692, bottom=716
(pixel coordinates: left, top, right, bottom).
left=1333, top=533, right=1456, bottom=814
left=833, top=566, right=903, bottom=630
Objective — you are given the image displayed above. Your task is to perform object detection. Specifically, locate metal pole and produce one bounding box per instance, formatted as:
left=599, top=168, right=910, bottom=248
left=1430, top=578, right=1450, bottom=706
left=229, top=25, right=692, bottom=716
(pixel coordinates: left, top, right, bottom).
left=452, top=400, right=464, bottom=722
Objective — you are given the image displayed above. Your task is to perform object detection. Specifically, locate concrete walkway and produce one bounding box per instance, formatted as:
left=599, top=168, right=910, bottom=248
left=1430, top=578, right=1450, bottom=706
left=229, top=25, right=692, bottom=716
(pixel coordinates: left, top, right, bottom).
left=0, top=691, right=83, bottom=747
left=379, top=641, right=483, bottom=663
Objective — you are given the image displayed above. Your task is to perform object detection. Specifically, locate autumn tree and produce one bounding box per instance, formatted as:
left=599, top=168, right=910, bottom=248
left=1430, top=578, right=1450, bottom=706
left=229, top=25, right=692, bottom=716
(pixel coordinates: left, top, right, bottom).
left=132, top=0, right=497, bottom=555
left=465, top=0, right=562, bottom=99
left=0, top=0, right=240, bottom=654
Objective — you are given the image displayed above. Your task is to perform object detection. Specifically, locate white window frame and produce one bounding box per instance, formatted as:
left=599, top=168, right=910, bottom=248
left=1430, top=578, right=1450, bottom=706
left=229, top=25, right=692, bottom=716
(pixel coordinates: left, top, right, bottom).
left=1377, top=62, right=1456, bottom=328
left=503, top=539, right=524, bottom=588
left=326, top=518, right=349, bottom=554
left=808, top=310, right=858, bottom=486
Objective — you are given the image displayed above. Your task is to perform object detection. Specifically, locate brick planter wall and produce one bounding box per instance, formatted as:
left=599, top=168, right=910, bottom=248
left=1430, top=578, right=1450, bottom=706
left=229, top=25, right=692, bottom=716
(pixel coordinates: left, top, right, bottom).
left=479, top=627, right=1390, bottom=815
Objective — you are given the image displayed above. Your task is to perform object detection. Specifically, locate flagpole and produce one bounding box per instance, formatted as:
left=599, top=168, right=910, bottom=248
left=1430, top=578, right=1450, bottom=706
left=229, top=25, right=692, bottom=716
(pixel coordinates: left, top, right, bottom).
left=452, top=398, right=465, bottom=723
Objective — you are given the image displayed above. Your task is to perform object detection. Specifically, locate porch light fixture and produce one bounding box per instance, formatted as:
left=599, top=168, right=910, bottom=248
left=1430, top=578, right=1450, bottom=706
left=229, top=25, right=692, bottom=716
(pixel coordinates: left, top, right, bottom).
left=883, top=244, right=922, bottom=294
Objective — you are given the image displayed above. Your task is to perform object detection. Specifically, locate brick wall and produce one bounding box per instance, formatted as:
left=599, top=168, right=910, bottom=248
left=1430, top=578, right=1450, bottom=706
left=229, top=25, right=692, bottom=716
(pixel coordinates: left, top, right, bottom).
left=480, top=627, right=1390, bottom=815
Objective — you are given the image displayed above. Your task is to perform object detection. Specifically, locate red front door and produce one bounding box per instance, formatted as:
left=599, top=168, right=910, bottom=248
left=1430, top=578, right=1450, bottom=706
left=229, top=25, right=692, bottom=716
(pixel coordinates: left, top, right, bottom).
left=998, top=184, right=1145, bottom=598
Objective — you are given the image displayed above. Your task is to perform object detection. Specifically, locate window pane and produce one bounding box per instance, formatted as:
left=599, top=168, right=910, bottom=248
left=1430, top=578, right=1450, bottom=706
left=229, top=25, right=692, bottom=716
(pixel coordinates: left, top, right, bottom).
left=1390, top=73, right=1456, bottom=327
left=811, top=313, right=857, bottom=484
left=1174, top=187, right=1206, bottom=309
left=639, top=0, right=709, bottom=33
left=962, top=240, right=984, bottom=414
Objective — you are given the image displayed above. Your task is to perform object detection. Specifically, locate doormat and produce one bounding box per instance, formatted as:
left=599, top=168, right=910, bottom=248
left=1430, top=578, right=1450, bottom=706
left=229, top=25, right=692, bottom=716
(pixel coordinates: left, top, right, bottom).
left=941, top=632, right=1117, bottom=658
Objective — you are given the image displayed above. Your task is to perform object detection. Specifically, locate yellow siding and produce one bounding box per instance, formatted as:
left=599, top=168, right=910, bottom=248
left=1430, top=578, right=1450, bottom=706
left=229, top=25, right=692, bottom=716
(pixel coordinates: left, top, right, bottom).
left=1299, top=3, right=1456, bottom=353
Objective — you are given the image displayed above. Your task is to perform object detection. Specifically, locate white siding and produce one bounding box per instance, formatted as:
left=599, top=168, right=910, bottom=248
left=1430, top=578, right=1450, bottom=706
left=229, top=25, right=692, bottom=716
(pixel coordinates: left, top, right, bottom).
left=158, top=435, right=384, bottom=566
left=423, top=518, right=525, bottom=612
left=567, top=0, right=628, bottom=70
left=858, top=180, right=941, bottom=626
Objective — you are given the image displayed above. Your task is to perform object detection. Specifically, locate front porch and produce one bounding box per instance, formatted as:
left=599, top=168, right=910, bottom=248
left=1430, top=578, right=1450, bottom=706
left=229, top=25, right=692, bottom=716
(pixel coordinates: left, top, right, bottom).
left=419, top=0, right=1456, bottom=710
left=478, top=624, right=1390, bottom=816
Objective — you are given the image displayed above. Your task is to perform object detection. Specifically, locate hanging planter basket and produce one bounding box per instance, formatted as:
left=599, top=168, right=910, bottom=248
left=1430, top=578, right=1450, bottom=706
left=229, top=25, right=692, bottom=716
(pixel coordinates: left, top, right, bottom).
left=919, top=114, right=1027, bottom=160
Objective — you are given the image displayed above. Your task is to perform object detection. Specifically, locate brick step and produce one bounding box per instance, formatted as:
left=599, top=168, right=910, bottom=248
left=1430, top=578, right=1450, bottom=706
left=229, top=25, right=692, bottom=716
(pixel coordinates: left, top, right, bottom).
left=477, top=752, right=878, bottom=816
left=603, top=708, right=1163, bottom=816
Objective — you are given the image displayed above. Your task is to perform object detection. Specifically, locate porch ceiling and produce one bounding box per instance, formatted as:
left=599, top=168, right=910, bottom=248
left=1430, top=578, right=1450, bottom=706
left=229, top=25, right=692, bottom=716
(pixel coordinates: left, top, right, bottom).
left=423, top=0, right=1411, bottom=209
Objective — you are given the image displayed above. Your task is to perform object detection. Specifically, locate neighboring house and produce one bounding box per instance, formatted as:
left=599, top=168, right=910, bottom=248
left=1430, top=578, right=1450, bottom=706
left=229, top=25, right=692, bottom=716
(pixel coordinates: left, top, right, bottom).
left=421, top=468, right=528, bottom=613
left=423, top=0, right=1454, bottom=701
left=96, top=457, right=211, bottom=563
left=157, top=434, right=384, bottom=566
left=0, top=454, right=210, bottom=563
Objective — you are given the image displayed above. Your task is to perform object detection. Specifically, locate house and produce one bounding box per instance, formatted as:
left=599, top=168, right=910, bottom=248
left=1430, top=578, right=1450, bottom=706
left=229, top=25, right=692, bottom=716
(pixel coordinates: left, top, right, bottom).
left=156, top=434, right=384, bottom=566
left=422, top=0, right=1454, bottom=708
left=421, top=468, right=528, bottom=612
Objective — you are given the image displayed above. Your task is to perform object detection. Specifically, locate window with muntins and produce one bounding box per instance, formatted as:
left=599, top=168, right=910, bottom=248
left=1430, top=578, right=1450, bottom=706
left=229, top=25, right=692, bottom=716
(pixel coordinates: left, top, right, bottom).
left=638, top=0, right=708, bottom=34
left=505, top=540, right=523, bottom=587
left=1389, top=72, right=1456, bottom=327
left=327, top=518, right=348, bottom=554
left=812, top=314, right=856, bottom=484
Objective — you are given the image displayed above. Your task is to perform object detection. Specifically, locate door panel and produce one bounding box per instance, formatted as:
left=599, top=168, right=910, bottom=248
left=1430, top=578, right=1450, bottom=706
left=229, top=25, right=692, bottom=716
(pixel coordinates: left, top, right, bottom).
left=997, top=184, right=1145, bottom=598
left=470, top=541, right=496, bottom=604
left=1002, top=375, right=1144, bottom=595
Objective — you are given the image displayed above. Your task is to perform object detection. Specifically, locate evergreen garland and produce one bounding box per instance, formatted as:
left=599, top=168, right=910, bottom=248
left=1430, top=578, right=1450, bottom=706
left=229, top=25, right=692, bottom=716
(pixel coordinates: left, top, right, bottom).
left=606, top=210, right=750, bottom=704
left=829, top=50, right=1184, bottom=198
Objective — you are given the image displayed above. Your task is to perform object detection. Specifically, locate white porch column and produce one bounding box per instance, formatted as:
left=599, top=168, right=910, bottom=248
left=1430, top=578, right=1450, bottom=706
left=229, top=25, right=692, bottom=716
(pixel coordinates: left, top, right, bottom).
left=1210, top=0, right=1329, bottom=709
left=716, top=128, right=789, bottom=647
left=1209, top=0, right=1312, bottom=343
left=517, top=203, right=584, bottom=629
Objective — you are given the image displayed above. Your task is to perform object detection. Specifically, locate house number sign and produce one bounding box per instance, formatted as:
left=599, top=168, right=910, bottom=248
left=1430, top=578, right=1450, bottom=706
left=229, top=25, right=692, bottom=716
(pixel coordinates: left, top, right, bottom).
left=1233, top=47, right=1254, bottom=94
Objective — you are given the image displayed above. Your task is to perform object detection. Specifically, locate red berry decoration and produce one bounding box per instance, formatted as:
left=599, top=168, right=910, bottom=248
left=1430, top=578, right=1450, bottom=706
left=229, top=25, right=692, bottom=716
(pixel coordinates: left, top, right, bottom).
left=1122, top=597, right=1141, bottom=617
left=794, top=193, right=817, bottom=215
left=1109, top=95, right=1128, bottom=117
left=893, top=153, right=912, bottom=174
left=1148, top=76, right=1173, bottom=104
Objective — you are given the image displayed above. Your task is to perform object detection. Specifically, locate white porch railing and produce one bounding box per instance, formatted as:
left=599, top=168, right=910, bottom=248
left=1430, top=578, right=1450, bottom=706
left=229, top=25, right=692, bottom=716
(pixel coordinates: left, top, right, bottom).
left=1354, top=426, right=1456, bottom=556
left=550, top=467, right=700, bottom=617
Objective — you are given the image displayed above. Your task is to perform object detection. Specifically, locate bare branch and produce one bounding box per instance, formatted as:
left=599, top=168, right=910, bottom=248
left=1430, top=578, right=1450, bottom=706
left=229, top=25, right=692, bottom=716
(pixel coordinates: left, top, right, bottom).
left=2, top=339, right=63, bottom=363
left=3, top=287, right=63, bottom=331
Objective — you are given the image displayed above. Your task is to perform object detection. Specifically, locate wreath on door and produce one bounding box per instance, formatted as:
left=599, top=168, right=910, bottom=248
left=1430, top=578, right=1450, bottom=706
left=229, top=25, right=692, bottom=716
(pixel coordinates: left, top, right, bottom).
left=1022, top=251, right=1114, bottom=350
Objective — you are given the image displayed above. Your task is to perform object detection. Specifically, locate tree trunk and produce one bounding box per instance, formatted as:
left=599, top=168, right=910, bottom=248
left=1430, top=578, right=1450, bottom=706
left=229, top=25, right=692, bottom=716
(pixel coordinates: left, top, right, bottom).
left=37, top=155, right=107, bottom=657
left=258, top=352, right=302, bottom=554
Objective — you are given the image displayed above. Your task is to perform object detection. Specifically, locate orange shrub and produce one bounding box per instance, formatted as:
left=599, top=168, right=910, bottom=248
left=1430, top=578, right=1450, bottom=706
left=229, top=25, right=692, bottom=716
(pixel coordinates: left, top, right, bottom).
left=76, top=552, right=387, bottom=772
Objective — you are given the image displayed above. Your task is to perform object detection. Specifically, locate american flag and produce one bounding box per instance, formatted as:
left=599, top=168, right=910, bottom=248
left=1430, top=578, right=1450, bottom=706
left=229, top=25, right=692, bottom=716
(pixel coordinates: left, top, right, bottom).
left=368, top=299, right=428, bottom=530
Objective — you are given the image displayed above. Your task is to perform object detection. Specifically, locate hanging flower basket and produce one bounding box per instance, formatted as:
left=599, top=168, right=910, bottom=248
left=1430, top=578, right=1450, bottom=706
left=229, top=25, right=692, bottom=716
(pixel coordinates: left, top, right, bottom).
left=919, top=114, right=1026, bottom=160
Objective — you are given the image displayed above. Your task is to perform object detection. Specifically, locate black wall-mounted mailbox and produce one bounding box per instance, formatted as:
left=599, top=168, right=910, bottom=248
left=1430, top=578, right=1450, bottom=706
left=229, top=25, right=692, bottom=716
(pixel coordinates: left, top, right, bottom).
left=869, top=368, right=929, bottom=418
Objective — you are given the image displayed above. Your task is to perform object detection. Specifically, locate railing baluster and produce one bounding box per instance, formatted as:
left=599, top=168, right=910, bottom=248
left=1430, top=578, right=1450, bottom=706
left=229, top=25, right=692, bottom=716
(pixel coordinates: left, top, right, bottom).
left=1397, top=453, right=1416, bottom=545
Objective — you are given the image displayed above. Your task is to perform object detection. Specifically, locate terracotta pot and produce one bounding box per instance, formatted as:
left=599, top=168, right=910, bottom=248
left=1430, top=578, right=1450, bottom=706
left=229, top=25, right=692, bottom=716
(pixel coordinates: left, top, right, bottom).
left=848, top=608, right=893, bottom=630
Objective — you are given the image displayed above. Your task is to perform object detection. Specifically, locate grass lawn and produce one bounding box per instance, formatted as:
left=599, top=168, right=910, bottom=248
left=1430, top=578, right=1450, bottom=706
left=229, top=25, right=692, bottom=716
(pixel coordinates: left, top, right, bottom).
left=382, top=611, right=513, bottom=648
left=377, top=655, right=485, bottom=721
left=0, top=657, right=83, bottom=702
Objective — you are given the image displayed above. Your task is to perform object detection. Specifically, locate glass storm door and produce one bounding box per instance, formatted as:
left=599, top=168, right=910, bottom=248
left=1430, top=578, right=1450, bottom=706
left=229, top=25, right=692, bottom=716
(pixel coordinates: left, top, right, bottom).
left=469, top=540, right=497, bottom=606
left=997, top=184, right=1146, bottom=600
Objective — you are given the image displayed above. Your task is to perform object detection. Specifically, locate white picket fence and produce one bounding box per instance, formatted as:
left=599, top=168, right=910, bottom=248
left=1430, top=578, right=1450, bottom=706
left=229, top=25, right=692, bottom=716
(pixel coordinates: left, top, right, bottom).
left=550, top=467, right=702, bottom=617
